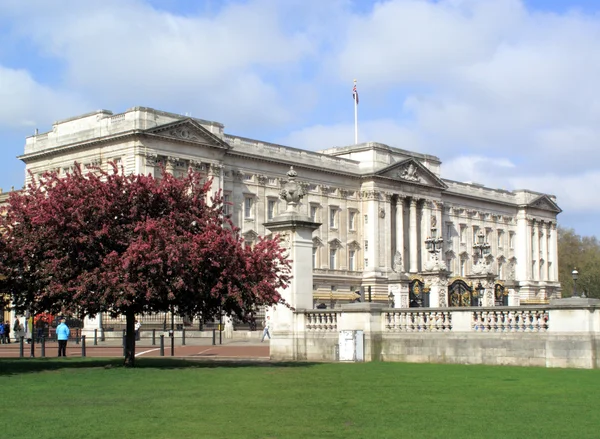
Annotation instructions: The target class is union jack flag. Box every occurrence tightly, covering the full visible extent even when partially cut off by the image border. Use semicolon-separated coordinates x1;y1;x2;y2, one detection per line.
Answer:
353;83;359;105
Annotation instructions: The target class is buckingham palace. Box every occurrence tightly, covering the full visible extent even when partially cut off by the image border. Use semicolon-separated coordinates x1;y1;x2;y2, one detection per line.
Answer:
15;106;562;309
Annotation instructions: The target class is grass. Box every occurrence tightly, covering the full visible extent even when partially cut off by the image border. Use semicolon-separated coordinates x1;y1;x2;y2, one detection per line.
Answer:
1;358;599;439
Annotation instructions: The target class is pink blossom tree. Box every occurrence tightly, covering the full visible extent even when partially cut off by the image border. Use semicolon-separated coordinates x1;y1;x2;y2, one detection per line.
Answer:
0;164;290;366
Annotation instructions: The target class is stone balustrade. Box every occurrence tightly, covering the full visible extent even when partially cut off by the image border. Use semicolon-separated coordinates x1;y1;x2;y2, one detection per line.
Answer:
304;311;339;332
385;310;452;332
472;308;549;333
271;299;600;369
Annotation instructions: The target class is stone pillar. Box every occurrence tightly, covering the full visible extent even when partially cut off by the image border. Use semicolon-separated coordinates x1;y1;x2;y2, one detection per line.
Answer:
394;195;405;272
265;167;321;361
549;222;558;282
532;220;539;281
409;198;419;273
423;271;449;307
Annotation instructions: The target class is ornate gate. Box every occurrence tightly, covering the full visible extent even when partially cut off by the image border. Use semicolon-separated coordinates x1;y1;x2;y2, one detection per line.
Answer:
448;278;477;307
409;278;430;308
494;283;509;306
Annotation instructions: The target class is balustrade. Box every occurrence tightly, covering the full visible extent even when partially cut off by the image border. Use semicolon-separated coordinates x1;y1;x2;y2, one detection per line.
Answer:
472;309;549;333
304;311;338;332
385;310;452;332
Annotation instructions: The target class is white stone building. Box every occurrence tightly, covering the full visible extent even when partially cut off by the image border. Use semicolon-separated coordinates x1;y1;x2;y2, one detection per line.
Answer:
17;106;561;309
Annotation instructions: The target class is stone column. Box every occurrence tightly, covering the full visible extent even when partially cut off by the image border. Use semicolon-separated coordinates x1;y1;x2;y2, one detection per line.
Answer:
549;222;558;282
265;167;321;361
409;198;419;273
394;195;405;272
532;220;539;281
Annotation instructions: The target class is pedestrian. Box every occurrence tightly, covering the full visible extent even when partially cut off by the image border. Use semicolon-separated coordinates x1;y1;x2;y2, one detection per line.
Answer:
56;317;70;357
261;316;272;342
0;322;5;344
134;320;141;341
4;320;10;344
13;318;21;343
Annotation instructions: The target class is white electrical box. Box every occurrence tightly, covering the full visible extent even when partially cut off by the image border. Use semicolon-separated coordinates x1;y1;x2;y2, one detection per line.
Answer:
338;330;364;362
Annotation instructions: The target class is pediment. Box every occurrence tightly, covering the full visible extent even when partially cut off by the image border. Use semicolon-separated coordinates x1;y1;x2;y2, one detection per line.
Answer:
527;195;562;213
374;158;447;189
145;119;230;150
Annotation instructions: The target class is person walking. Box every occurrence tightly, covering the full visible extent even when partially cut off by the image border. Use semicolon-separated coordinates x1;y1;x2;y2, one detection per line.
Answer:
261;316;272;342
13;319;21;343
0;322;5;344
4;320;10;344
134;320;141;341
56;317;70;357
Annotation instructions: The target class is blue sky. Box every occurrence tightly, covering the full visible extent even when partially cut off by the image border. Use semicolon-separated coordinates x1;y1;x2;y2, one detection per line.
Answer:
1;0;599;237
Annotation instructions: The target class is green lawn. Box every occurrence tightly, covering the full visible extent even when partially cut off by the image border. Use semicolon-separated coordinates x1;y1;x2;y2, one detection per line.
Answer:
1;359;599;439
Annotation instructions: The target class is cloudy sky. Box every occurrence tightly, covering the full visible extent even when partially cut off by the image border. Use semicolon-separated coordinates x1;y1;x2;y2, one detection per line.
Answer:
0;0;598;236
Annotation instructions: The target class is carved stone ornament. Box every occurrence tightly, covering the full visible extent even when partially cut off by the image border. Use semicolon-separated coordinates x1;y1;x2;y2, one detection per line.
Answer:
438;289;447;307
279;166;306;211
167;127;202;141
379;207;386;219
257;175;268;185
392;251;403;272
145;153;158;167
398;163;420;182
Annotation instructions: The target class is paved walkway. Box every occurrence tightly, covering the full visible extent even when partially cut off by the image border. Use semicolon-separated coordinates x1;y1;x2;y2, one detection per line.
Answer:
0;338;270;360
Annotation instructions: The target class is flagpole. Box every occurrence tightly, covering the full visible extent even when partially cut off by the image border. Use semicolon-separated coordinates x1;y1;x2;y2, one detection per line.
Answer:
354;79;358;144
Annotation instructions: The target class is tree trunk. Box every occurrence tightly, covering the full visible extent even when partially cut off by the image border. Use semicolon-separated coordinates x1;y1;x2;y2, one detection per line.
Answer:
123;309;136;367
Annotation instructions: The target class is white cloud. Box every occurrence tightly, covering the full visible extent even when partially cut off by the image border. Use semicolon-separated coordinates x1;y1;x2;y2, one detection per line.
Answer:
0;66;87;130
510;171;600;213
0;0;318;130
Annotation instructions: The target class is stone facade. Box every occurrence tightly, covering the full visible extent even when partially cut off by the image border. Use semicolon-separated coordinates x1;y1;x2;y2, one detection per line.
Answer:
16;106;562;307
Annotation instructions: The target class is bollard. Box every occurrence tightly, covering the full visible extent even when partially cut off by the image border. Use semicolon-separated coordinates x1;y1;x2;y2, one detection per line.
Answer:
159;335;164;356
122;334;126;357
182;328;186;346
101;329;105;342
94;329;98;346
212;328;216;346
41;336;46;358
19;336;24;358
30;335;35;358
170;334;174;357
152;329;156;346
81;335;86;357
76;328;80;345
219;326;222;345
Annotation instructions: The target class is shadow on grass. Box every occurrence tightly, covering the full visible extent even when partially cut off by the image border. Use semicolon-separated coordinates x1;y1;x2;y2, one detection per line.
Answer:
0;357;320;376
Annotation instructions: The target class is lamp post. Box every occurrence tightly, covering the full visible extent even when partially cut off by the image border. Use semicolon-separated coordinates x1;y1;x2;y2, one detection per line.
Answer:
475;282;485;307
572;268;579;298
425;226;444;260
388;291;395;308
473;230;491;261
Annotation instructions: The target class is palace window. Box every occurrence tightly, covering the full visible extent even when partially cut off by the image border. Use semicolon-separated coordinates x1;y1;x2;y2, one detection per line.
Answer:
223;193;232;216
509;232;515;249
329;207;338;228
460;225;466;244
244;197;254;218
312;247;317;269
329;248;337;269
349;211;357;231
497;230;504;248
310;204;318;222
267;199;277;220
349;250;356;271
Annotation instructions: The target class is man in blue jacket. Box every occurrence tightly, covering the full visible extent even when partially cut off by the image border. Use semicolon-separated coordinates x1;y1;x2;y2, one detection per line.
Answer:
56;317;70;357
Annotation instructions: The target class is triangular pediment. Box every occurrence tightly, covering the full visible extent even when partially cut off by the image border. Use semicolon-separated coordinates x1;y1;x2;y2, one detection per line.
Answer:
145;119;230;150
527;195;562;213
374;158;447;189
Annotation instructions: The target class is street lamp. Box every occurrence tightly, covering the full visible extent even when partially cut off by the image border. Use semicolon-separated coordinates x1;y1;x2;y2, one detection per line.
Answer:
473;230;491;260
388;291;395;308
572;268;579;298
475;282;485;307
425;226;444;258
